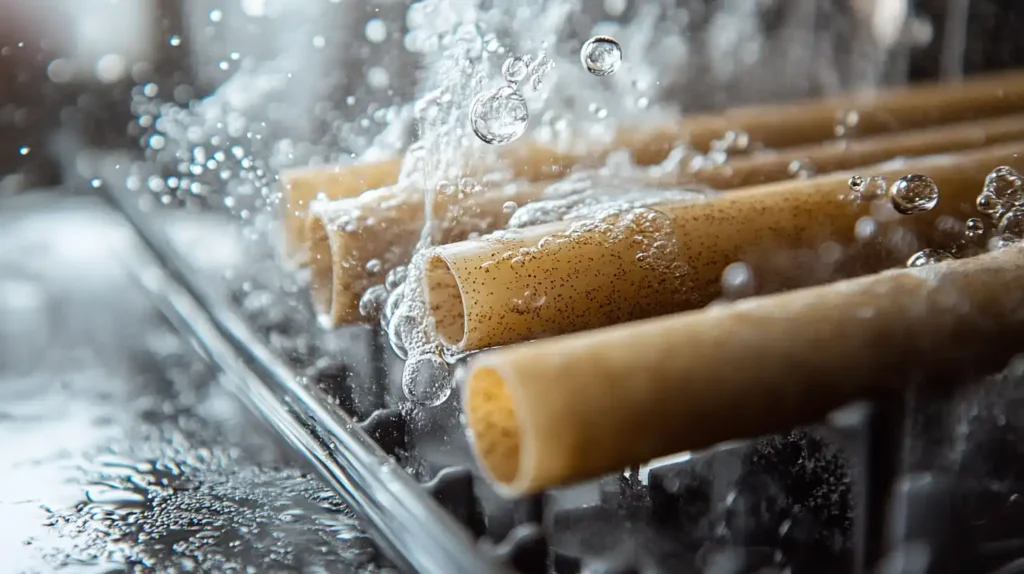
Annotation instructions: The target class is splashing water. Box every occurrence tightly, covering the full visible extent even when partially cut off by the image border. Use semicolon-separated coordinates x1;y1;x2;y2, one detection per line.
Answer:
580;36;623;76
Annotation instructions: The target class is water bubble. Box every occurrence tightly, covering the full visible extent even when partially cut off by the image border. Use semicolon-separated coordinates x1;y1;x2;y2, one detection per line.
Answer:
976;190;1003;219
470;86;528;145
358;285;387;318
169;35;182;47
365;259;383;276
580;35;622;76
365;18;387;43
385;266;408;292
848;175;866;192
965;217;985;239
502;201;518;214
402;353;452;406
209;9;223;22
721;261;755;299
984;166;1024;206
888;174;938;215
18;146;30;156
998;207;1024;239
906;248;954;268
501;56;529;84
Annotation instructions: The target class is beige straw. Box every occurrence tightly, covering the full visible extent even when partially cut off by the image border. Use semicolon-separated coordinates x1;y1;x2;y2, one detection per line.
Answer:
464;244;1024;496
425;142;1024;352
307;115;1024;327
283;69;1024;263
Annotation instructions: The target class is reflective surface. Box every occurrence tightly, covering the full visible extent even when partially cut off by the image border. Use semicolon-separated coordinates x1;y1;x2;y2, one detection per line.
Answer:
0;190;389;573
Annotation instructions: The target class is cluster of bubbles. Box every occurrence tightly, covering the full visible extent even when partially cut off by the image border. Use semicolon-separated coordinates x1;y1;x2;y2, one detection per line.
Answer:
469;35;620;146
976;166;1024;248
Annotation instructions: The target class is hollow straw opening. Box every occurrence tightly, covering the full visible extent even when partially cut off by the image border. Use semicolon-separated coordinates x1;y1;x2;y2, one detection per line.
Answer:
463;365;531;495
306;213;335;324
425;252;468;348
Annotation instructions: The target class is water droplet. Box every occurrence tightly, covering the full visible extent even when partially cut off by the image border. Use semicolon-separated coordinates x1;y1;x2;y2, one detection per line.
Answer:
358;285;387;318
998;207;1024;239
906;248;954;267
209;9;223;22
848;175;866;192
169;35;182;47
402;353;452;406
365;259;382;276
721;261;755;299
470;86;528;145
580;35;622;76
385;266;408;292
854;216;878;242
18;146;30;156
501;56;529;84
888;174;938;215
965;217;985;239
502;201;518;214
984;166;1024;206
976;190;1003;219
90;178;103;189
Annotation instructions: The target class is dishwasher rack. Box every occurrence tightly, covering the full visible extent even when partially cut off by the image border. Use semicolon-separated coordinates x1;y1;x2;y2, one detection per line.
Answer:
101;176;1024;574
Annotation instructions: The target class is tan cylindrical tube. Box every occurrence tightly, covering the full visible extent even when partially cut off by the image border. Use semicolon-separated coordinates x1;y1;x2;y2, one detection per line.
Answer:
464;244;1024;496
308;115;1024;327
285;70;1024;261
281;160;402;263
306;180;555;326
426;142;1024;352
692;112;1024;189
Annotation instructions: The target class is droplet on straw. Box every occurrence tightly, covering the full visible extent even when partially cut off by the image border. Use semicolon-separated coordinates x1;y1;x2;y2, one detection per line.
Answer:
888;174;938;215
470;86;528;145
402;353;452;407
906;248;953;268
580;35;622;76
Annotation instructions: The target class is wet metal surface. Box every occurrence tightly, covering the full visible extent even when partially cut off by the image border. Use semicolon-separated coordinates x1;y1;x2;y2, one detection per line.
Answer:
0;190;388;573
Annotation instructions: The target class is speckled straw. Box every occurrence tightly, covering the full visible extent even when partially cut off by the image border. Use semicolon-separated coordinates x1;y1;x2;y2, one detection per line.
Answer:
305;114;1024;329
306;181;550;326
464;243;1024;496
425;142;1024;352
283;69;1024;264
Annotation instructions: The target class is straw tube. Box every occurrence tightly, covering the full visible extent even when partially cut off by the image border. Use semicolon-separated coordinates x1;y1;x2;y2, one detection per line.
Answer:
284;70;1024;262
464;244;1024;496
425;142;1024;352
307;115;1024;328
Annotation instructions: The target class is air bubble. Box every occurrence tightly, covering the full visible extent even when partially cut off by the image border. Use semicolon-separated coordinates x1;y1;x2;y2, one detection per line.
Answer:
888;174;938;215
503;201;517;214
436;180;455;196
976;191;1003;219
580;35;622;76
470;86;528;145
358;285;387;318
365;259;382;276
385;266;408;292
402;353;452;406
501;56;529;84
998;207;1024;239
906;248;953;268
457;177;479;195
721;261;755;299
984;166;1024;206
965;217;985;239
848;175;866;192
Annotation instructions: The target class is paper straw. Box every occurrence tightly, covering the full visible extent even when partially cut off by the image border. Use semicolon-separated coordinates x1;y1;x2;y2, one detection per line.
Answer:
425;142;1024;352
463;244;1024;496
